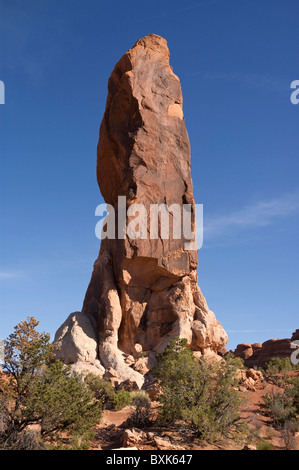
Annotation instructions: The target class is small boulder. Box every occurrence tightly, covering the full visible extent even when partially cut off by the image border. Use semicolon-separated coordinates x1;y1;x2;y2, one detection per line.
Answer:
154;436;185;451
121;428;147;447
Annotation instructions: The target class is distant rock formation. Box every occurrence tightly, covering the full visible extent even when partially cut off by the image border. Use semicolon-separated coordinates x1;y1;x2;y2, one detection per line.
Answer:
232;329;299;368
54;34;228;388
292;329;299;341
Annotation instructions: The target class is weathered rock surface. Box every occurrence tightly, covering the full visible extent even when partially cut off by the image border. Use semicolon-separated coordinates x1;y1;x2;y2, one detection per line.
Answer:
236;368;265;392
54;312;105;376
234;343;253;361
153;435;185;451
121;428;147;447
54;34;228;386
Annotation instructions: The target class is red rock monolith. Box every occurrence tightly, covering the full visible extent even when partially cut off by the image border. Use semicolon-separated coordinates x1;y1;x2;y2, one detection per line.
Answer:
55;34;228;388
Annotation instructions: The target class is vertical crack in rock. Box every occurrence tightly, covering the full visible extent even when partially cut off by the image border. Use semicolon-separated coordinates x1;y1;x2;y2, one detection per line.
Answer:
54;34;228;388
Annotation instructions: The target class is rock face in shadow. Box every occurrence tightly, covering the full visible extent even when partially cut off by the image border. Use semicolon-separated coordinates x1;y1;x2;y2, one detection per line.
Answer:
54;34;228;387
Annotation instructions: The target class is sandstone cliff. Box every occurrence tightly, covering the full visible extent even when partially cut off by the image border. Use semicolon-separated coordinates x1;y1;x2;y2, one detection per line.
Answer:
54;34;228;388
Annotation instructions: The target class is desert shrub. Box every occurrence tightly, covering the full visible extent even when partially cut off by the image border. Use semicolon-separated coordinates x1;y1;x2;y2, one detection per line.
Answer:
0;317;102;449
260;370;299;446
26;360;102;442
67;430;97;450
285;377;299;415
112;390;132;410
260;389;296;427
281;420;299;450
256;440;275;450
130;392;154;427
84;373;115;409
152;337;245;442
224;351;245;369
1;427;45;450
265;357;293;374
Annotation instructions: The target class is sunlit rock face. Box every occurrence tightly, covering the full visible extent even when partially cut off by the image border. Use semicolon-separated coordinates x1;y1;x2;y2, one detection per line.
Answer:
55;34;228;388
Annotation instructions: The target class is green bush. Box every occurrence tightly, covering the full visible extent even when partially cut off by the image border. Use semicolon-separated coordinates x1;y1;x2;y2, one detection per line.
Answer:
224;351;245;369
0;317;102;449
256;440;275;450
265;357;293;374
152;337;245;442
26;361;102;442
67;430;97;450
112;390;132;410
260;374;299;440
260;389;296;426
281;420;299;450
84;373;115;409
285;377;299;415
130;392;154;427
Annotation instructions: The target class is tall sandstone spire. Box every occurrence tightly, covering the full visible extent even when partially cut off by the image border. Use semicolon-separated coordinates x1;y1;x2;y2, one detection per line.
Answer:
54;35;228;388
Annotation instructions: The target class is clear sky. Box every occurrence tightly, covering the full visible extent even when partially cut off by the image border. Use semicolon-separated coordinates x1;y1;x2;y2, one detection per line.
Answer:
0;0;298;351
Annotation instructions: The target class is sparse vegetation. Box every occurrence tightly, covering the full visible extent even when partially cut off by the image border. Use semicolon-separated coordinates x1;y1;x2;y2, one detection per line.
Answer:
129;391;154;427
152;337;246;442
264;357;295;375
224;351;245;369
281;420;299;450
0;317;102;450
260;389;296;426
259;368;299;449
286;376;299;414
111;390;132;411
1;318;298;450
256;440;275;450
84;373;115;409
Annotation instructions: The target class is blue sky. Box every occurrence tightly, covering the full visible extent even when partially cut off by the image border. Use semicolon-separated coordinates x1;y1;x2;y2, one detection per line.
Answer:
0;0;298;350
